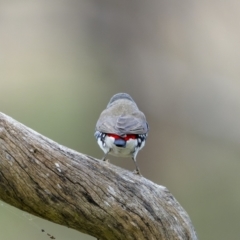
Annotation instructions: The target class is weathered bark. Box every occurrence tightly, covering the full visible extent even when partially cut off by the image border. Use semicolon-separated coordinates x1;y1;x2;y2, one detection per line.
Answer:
0;112;197;240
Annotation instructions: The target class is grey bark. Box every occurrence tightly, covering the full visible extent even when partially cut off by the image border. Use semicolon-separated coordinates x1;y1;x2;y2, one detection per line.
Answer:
0;112;197;240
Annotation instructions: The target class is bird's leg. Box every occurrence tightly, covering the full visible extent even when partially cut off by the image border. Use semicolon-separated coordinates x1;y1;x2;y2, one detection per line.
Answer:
132;157;141;175
101;151;110;162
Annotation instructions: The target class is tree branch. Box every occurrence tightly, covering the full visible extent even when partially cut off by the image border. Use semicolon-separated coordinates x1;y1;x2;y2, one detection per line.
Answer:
0;112;197;240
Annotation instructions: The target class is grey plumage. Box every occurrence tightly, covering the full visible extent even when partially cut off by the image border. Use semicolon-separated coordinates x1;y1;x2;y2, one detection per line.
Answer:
96;93;148;136
95;93;149;174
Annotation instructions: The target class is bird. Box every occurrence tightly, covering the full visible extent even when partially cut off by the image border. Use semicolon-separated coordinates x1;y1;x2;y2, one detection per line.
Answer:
94;93;149;174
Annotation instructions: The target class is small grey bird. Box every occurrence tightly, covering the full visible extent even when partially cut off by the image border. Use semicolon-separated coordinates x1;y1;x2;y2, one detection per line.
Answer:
94;93;149;174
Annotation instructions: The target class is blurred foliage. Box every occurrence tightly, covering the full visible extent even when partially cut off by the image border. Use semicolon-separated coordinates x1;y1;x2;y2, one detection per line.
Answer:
1;0;240;239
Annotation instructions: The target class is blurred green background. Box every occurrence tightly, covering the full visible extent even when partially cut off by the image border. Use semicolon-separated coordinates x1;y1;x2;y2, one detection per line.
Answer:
1;1;240;239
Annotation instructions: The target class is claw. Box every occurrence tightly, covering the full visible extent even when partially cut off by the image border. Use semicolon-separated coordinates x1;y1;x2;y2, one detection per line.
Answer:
133;169;142;175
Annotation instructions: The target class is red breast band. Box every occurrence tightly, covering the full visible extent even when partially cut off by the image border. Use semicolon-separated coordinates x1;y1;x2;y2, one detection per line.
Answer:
107;133;137;141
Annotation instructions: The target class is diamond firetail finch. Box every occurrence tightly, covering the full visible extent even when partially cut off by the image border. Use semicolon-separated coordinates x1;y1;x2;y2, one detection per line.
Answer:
94;93;149;174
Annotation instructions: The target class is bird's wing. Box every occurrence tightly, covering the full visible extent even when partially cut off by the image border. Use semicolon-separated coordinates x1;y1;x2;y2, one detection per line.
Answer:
96;113;149;136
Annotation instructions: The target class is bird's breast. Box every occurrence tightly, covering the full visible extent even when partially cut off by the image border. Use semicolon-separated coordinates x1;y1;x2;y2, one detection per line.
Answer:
104;135;137;157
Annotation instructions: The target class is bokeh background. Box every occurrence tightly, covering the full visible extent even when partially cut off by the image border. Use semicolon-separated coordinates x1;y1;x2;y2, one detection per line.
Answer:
1;1;240;239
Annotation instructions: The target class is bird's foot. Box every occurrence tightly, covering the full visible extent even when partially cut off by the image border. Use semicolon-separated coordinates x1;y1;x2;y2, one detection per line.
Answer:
102;158;109;163
133;169;142;176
